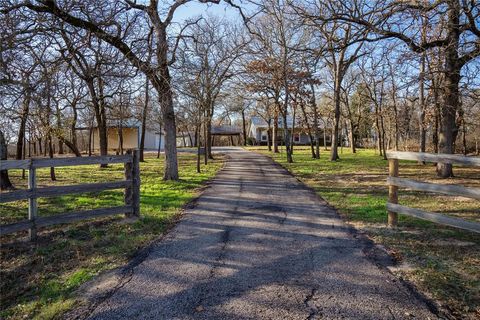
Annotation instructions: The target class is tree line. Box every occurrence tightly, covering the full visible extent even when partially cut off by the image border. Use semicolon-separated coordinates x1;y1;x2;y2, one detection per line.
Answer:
1;0;478;191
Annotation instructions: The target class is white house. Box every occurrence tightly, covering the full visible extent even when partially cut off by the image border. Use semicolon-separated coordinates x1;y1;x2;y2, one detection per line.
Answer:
248;116;329;145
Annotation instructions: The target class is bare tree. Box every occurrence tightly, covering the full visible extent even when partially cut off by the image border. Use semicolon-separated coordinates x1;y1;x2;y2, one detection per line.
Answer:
0;129;14;190
294;1;367;160
177;16;247;159
315;0;480;176
6;0;223;180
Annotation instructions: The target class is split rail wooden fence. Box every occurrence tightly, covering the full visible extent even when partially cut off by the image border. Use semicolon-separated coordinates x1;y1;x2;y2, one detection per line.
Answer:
0;149;140;240
386;151;480;234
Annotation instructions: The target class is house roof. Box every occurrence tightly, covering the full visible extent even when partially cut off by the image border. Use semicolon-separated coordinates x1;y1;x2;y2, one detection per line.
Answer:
211;125;242;135
250;116;328;129
250;116;300;129
250;117;268;126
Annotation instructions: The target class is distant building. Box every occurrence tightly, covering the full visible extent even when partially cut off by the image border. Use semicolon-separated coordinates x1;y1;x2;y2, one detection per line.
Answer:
177;125;242;147
90;119;164;152
248;116;330;146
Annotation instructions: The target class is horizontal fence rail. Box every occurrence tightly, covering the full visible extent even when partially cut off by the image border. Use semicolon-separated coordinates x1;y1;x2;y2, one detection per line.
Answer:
386;151;480;234
387;203;480;234
0;181;131;203
0;150;140;240
386;151;480;166
0;154;132;170
387;177;480;200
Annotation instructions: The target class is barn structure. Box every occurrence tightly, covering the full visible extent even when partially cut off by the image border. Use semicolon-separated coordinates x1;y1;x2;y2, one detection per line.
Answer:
211;125;243;146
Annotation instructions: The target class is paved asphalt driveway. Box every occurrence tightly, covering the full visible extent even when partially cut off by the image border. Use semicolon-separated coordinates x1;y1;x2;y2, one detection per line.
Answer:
87;148;436;319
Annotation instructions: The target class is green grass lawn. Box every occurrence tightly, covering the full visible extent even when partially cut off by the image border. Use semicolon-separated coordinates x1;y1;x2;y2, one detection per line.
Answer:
247;145;480;319
0;152;224;320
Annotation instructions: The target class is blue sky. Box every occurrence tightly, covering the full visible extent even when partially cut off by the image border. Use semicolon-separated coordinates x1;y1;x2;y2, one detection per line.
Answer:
173;1;241;22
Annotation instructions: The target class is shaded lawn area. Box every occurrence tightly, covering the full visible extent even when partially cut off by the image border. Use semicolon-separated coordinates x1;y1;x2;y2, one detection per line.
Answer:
0;153;224;320
247;146;480;319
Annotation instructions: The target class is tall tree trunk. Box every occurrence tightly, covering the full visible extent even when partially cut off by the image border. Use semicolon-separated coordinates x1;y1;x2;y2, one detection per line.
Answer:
55;105;81;157
22;135;26;179
117;123;124;155
380;112;387;160
38;137;42;156
241;109;247;146
340;122;345;154
437;2;460;178
267;125;272;151
87;80;108;165
349;120;356;153
60;138;81;157
196;126;201;173
273;108;279;153
58;140;64;155
188;131;193;147
0;129;14;190
374;104;383;156
67;105;81;156
204;100;214;159
299;99;315;158
202;110;208;165
151;59;179;180
205;98;214;159
388;66;400;152
432;86;440;153
16;94;30;160
48;132;56;181
98;119;108;158
283;112;293;163
330;72;342;161
310;83;320;159
139;77;150;162
56;107;64;155
194;125;199;148
28;129;31;158
196;107;202;171
308;133;316;158
290;102;296;155
157;126;163;159
419;51;427;157
32;136;37;155
282;88;292;162
323;123;328;150
88;127;93;156
206;120;213;159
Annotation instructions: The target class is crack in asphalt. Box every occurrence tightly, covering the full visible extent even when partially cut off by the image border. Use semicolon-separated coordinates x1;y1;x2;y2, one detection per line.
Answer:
304;288;319;320
192;223;234;315
387;305;396;320
193;171;244;313
279;209;288;225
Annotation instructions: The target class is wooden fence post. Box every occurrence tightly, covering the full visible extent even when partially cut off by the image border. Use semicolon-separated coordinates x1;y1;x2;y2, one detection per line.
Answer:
388;158;399;227
28;160;37;240
124;149;140;217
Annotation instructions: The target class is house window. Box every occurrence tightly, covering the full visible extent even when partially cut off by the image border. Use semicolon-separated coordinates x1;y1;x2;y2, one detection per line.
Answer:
261;130;268;141
294;133;300;143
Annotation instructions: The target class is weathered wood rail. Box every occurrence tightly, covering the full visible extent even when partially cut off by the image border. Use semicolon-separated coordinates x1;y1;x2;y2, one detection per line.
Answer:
0;150;140;240
386;151;480;234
